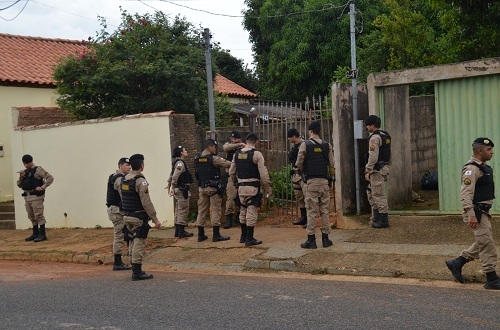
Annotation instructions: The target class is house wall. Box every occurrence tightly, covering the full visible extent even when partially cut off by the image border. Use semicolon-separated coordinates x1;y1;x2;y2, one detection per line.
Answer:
10;113;174;229
0;86;58;202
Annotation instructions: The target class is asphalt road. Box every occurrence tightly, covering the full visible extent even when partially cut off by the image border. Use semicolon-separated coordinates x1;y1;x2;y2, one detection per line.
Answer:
1;262;499;330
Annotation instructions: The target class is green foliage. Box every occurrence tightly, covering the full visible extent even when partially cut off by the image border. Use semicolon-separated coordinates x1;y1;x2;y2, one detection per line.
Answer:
269;164;294;202
213;48;258;93
53;9;208;121
332;66;352;83
214;93;235;127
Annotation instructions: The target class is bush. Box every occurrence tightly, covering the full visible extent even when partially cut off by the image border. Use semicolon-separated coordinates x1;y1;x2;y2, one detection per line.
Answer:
269;164;295;204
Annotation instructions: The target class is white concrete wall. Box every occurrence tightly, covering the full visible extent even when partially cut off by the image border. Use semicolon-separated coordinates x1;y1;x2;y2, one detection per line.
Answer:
10;113;174;229
0;86;58;202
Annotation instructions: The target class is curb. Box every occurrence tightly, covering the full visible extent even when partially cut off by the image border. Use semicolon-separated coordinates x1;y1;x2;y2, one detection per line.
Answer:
0;251;127;265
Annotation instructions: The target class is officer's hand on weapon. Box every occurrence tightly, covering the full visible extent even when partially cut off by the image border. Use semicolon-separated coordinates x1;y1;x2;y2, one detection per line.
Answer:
467;215;479;230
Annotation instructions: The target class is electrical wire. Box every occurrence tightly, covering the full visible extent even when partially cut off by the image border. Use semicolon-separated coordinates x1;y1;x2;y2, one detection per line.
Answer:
0;0;20;11
0;0;29;21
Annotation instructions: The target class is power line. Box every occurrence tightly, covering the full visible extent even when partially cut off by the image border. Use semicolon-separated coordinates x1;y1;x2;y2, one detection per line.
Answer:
0;0;29;21
0;0;20;11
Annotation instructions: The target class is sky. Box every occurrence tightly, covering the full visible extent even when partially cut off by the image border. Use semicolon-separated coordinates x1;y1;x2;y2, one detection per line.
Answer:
0;0;255;67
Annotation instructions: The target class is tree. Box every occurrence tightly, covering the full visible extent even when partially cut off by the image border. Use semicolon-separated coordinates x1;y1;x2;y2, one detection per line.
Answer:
53;10;208;123
213;48;258;93
243;0;385;100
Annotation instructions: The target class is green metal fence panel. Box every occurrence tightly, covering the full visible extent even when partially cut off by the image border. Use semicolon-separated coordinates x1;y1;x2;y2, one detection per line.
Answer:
436;75;500;214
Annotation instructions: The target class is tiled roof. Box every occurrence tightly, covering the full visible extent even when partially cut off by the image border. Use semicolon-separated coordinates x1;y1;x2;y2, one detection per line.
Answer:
214;74;256;98
0;33;86;86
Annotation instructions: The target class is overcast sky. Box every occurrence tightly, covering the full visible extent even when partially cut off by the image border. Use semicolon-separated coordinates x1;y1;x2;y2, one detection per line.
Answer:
0;0;254;67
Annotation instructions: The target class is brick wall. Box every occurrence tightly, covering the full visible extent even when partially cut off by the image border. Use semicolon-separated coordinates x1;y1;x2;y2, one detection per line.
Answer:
16;107;75;126
410;95;437;190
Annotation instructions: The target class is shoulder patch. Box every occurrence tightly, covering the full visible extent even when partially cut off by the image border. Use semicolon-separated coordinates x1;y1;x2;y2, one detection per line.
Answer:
144;188;149;194
463;178;471;185
142;181;148;186
369;145;375;151
464;170;472;176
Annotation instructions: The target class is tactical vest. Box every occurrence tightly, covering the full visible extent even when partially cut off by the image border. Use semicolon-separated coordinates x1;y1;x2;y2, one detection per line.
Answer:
372;130;391;162
303;140;329;179
106;173;124;207
235;149;260;180
289;142;301;165
120;175;145;213
465;162;495;203
170;158;193;187
21;166;44;190
226;149;237;162
194;153;220;183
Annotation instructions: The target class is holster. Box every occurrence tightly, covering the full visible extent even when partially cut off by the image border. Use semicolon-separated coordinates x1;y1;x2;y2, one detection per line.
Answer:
234;194;241;207
473;203;492;223
374;160;386;171
135;220;151;238
122;226;133;242
301;173;307;183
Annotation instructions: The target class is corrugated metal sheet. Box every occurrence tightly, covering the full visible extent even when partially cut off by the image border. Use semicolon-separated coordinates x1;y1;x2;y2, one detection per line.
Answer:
435;75;500;213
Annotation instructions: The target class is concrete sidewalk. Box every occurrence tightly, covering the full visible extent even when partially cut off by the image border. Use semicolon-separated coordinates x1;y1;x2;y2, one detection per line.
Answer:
1;216;499;284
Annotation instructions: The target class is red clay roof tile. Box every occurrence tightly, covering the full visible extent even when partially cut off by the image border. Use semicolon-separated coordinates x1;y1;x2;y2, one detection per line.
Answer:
0;33;86;86
214;74;256;98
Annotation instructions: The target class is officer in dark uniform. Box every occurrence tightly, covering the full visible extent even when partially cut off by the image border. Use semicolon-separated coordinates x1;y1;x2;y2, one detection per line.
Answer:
295;121;335;249
446;138;500;290
365;115;391;228
287;128;307;227
167;146;194;238
121;154;162;281
106;157;132;271
194;139;231;242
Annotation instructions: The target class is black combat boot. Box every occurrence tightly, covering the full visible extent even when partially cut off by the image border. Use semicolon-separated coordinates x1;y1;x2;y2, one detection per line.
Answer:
370;209;379;224
372;213;389;228
223;214;233;229
178;225;194;238
445;256;468;284
197;226;208;242
113;254;132;271
245;226;262;247
34;224;47;242
300;235;317;249
484;271;500;290
25;225;39;241
240;223;247;243
322;233;333;248
212;226;230;242
292;208;307;226
174;224;179;238
131;263;153;281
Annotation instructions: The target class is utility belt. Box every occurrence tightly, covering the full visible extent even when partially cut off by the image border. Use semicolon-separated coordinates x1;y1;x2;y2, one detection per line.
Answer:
199;180;220;189
473;203;492;223
124;211;149;221
374;161;389;171
238;181;261;187
22;190;44;197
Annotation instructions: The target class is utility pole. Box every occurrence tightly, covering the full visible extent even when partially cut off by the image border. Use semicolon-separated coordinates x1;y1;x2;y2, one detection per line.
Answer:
202;28;216;139
349;0;362;214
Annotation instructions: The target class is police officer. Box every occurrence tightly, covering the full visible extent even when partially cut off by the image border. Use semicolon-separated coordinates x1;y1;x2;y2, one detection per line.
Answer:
295;121;335;249
106;157;132;271
446;138;500;290
222;130;245;229
229;132;272;246
194;139;231;242
121;154;162;281
17;154;54;242
287;128;307;227
364;115;391;228
167;146;194;238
